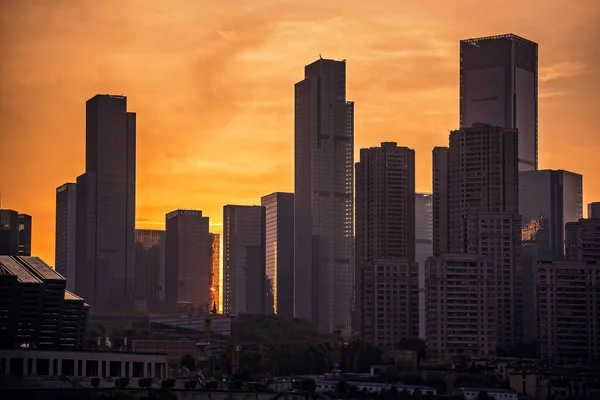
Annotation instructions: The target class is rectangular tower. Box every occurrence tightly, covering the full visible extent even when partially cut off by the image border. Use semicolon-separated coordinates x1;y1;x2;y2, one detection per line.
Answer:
355;143;418;347
262;192;294;319
415;193;433;339
294;58;354;335
0;209;19;256
165;210;212;313
210;233;220;313
55;183;77;291
460;34;538;171
17;214;32;256
134;229;165;311
75;94;136;312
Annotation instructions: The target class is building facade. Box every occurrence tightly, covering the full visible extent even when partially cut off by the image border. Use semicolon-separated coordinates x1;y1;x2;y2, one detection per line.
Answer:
426;254;497;361
134;229;165;311
55;183;77;292
565;217;600;262
261;192;294;319
519;170;583;342
165;210;212;313
355;143;418;348
18;214;32;256
223;205;266;315
460;34;538;172
294;58;354;335
75;94;136;312
210;233;220;313
415;193;433;339
588;202;600;219
0;209;19;256
428;124;522;358
0;256;88;350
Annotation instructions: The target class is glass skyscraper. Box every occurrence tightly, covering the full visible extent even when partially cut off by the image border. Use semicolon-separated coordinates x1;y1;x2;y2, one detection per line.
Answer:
294;58;354;335
460;34;538;171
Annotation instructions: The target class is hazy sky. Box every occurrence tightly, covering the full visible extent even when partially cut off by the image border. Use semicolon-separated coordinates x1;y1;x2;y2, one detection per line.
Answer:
1;0;599;264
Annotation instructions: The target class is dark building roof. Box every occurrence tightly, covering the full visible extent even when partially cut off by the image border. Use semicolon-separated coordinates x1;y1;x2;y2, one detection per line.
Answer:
0;255;64;283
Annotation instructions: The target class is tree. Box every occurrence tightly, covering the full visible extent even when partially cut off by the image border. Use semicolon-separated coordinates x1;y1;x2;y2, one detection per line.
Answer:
300;378;317;393
181;354;196;371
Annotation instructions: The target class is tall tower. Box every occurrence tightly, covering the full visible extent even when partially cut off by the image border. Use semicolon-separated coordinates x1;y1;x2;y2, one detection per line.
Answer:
17;214;32;256
75;94;136;312
0;209;19;256
294;58;354;335
223;205;266;315
210;233;221;313
460;34;538;171
165;210;212;313
134;229;165;311
355;143;418;348
262;192;294;319
55;182;77;291
415;193;433;339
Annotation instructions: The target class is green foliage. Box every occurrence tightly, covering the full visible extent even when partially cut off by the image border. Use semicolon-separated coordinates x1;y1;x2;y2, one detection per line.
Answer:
378;365;400;383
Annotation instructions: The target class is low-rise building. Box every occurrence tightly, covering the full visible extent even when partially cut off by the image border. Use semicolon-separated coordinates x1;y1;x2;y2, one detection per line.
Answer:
455;387;518;400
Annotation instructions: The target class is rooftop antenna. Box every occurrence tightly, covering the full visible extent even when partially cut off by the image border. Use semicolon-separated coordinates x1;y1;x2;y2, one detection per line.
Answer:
319;54;323;59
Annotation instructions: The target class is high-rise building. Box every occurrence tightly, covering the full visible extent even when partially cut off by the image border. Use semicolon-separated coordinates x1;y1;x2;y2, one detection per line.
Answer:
294;58;354;335
75;94;136;312
519;170;583;342
210;233;220;313
261;192;294;319
134;229;165;311
55;183;77;291
223;205;266;315
415;193;433;339
427;124;522;359
0;209;19;256
165;210;212;313
460;34;538;171
18;214;32;256
355;143;418;348
588;202;600;219
537;260;600;365
565;216;600;263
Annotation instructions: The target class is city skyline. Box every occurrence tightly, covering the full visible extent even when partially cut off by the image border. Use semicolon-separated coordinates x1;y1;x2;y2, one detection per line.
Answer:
1;1;598;265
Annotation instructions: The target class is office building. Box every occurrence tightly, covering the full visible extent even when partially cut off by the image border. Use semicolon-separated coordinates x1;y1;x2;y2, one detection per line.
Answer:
519;170;583;342
223;205;265;315
415;193;433;339
565;215;600;263
0;256;88;350
134;229;165;310
428;124;522;358
75;94;136;312
0;209;19;256
165;210;212;313
18;214;32;256
588;202;600;219
460;34;538;171
55;183;77;291
262;192;294;318
294;58;354;335
210;233;220;313
355;143;418;348
537;260;600;365
425;254;497;361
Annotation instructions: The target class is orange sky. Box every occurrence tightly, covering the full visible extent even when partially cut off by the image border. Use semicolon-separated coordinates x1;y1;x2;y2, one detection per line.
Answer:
1;0;599;265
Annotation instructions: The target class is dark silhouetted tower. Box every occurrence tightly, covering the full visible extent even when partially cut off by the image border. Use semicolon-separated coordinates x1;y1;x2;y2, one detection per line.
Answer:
55;183;77;291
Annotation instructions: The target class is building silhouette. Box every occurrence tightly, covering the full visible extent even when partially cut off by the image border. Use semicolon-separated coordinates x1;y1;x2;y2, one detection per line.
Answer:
75;94;136;312
165;210;211;313
55;183;77;291
588;202;600;219
262;192;294;319
460;34;538;171
355;143;418;348
519;170;583;342
210;232;220;313
294;58;354;335
134;229;165;311
0;209;19;256
223;205;266;315
427;124;522;359
415;193;433;339
17;214;32;256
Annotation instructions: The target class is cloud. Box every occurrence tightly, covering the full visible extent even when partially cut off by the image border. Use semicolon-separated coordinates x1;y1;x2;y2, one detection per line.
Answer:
540;62;586;82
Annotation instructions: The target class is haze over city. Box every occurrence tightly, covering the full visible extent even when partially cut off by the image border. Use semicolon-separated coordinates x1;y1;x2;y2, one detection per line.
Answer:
1;0;599;265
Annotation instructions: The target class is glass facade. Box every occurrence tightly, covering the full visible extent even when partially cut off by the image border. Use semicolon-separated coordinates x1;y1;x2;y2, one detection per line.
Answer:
55;183;77;291
210;233;220;313
460;34;538;171
134;229;165;311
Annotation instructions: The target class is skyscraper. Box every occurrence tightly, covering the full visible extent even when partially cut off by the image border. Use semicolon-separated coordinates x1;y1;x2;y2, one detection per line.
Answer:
165;210;212;313
210;233;220;313
519;170;583;342
223;205;266;315
588;202;600;219
355;143;418;348
294;58;354;335
460;34;538;171
262;192;294;319
18;214;32;256
427;124;522;358
75;94;136;312
55;183;77;291
134;229;165;311
0;209;19;256
415;193;433;339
